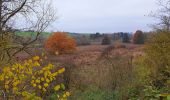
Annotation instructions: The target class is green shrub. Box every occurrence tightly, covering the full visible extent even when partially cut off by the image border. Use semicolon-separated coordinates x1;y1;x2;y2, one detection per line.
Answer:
145;31;170;89
127;56;158;100
128;31;170;99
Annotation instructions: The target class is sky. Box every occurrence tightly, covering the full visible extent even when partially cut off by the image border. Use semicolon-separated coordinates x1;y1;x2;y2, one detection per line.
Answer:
49;0;158;33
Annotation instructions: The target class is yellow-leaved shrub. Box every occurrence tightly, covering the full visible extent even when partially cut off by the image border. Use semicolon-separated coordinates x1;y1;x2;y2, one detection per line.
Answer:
0;55;70;100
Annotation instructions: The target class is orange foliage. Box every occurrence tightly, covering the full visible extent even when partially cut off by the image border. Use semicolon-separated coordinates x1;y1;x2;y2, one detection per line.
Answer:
45;32;76;54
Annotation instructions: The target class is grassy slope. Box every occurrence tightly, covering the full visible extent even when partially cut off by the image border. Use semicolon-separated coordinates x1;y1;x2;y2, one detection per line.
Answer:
15;32;51;37
15;32;91;41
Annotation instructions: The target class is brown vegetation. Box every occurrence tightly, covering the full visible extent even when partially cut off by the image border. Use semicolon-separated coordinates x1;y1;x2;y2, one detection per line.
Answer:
133;30;144;44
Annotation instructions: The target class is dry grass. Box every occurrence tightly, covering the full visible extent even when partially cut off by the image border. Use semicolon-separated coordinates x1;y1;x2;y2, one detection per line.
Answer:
15;44;144;96
45;44;144;93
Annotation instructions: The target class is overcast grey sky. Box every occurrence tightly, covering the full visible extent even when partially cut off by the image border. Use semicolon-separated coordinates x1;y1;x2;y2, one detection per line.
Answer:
50;0;158;33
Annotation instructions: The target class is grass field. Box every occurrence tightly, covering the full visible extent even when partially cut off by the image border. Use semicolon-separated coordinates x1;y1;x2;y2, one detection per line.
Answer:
15;31;51;37
15;32;90;39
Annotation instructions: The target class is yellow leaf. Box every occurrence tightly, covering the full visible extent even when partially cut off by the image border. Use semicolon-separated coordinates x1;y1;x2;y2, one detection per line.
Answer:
58;68;65;74
38;85;42;89
54;85;60;91
43;88;46;92
28;59;32;64
41;77;44;81
46;79;50;83
34;61;40;67
36;79;40;83
32;83;36;87
5;85;9;89
33;56;40;61
63;94;66;98
44;83;49;87
66;92;71;96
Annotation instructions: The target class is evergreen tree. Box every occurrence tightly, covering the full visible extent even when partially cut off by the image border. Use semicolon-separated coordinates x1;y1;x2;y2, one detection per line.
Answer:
122;33;130;43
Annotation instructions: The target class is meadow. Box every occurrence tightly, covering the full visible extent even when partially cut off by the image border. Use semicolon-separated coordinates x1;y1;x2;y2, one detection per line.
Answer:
4;30;166;100
1;0;170;100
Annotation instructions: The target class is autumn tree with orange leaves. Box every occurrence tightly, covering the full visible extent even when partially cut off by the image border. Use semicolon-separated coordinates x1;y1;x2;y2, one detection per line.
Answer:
45;32;76;54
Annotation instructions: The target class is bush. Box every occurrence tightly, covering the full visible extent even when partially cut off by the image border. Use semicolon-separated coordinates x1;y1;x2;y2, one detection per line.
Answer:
145;31;170;89
45;32;76;55
133;30;144;44
0;55;70;99
101;35;111;45
76;35;91;46
127;56;156;100
127;31;170;99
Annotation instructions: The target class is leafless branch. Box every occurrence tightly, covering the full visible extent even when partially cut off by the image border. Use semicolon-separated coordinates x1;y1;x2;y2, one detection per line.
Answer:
0;0;57;64
151;0;170;31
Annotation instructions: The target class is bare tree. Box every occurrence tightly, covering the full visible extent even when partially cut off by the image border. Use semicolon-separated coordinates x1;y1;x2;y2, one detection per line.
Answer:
152;0;170;32
0;0;56;64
